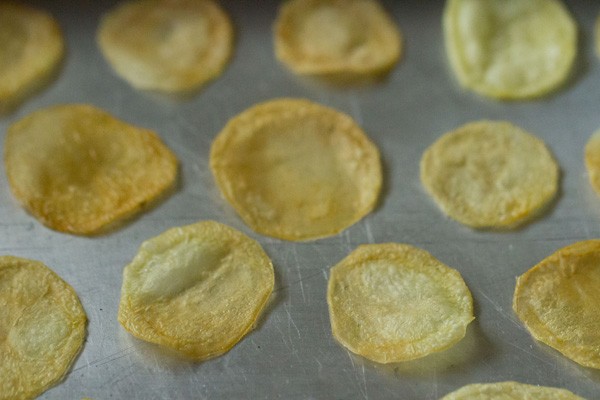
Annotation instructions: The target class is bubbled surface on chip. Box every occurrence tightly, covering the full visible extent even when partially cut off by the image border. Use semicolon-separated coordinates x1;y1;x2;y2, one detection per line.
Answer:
0;2;64;112
210;98;382;241
514;240;600;369
441;381;585;400
4;104;178;235
443;0;577;100
420;121;559;229
327;243;474;363
97;0;233;93
118;220;274;360
274;0;402;79
0;256;86;400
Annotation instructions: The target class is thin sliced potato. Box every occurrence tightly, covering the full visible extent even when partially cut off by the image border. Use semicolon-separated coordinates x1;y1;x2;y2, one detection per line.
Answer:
118;220;274;360
97;0;233;93
210;98;382;241
0;2;64;112
274;0;402;80
327;243;474;363
443;0;577;100
0;256;86;400
420;121;559;229
584;129;600;196
441;381;585;400
514;240;600;369
4;104;178;235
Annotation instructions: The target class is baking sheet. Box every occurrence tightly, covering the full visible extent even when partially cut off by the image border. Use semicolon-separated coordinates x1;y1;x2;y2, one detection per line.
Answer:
2;1;600;398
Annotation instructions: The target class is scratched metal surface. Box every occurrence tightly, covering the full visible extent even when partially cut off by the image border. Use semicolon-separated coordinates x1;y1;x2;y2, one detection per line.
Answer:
1;1;599;399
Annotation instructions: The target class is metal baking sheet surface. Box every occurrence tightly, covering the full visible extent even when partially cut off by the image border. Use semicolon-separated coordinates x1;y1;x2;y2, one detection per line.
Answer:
1;1;599;399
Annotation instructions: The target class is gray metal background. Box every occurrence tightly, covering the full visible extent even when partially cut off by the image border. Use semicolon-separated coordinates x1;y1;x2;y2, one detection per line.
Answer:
1;1;599;398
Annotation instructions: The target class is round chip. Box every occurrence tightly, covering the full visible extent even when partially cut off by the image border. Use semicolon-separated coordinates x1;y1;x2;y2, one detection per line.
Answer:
97;0;233;93
513;240;600;369
210;98;382;241
441;381;585;400
0;256;86;400
118;220;274;360
584;129;600;196
420;121;559;229
0;2;64;112
4;104;178;235
274;0;402;80
443;0;577;100
327;243;474;363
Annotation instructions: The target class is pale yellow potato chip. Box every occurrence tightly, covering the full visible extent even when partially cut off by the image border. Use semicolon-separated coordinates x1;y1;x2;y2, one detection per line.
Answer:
584;129;600;196
118;220;274;360
441;381;585;400
97;0;233;93
443;0;577;100
274;0;402;80
210;98;382;241
4;104;178;235
420;121;559;229
327;243;474;363
0;2;64;112
513;240;600;369
0;256;86;400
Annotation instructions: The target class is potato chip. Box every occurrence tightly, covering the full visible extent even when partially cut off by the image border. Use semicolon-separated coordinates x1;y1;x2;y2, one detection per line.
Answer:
327;243;474;363
441;381;585;400
210;98;382;241
0;2;64;112
0;256;86;400
4;104;178;235
513;240;600;369
443;0;577;99
274;0;402;80
420;121;559;229
97;0;233;93
118;220;274;360
584;129;600;196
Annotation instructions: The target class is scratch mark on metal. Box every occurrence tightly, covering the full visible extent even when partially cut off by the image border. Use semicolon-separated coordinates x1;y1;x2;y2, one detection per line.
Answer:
73;346;136;372
505;342;555;366
346;351;368;399
475;288;523;330
292;246;306;302
284;303;301;339
275;322;292;351
364;220;375;244
343;230;353;253
359;363;369;400
273;270;323;293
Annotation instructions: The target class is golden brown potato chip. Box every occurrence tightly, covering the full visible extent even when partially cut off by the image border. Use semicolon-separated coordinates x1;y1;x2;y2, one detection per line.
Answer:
514;240;600;369
584;129;600;196
210;98;382;241
441;381;585;400
97;0;233;93
327;243;474;363
0;256;86;400
420;121;559;229
274;0;402;80
444;0;577;100
118;220;274;360
0;2;64;112
4;104;178;235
